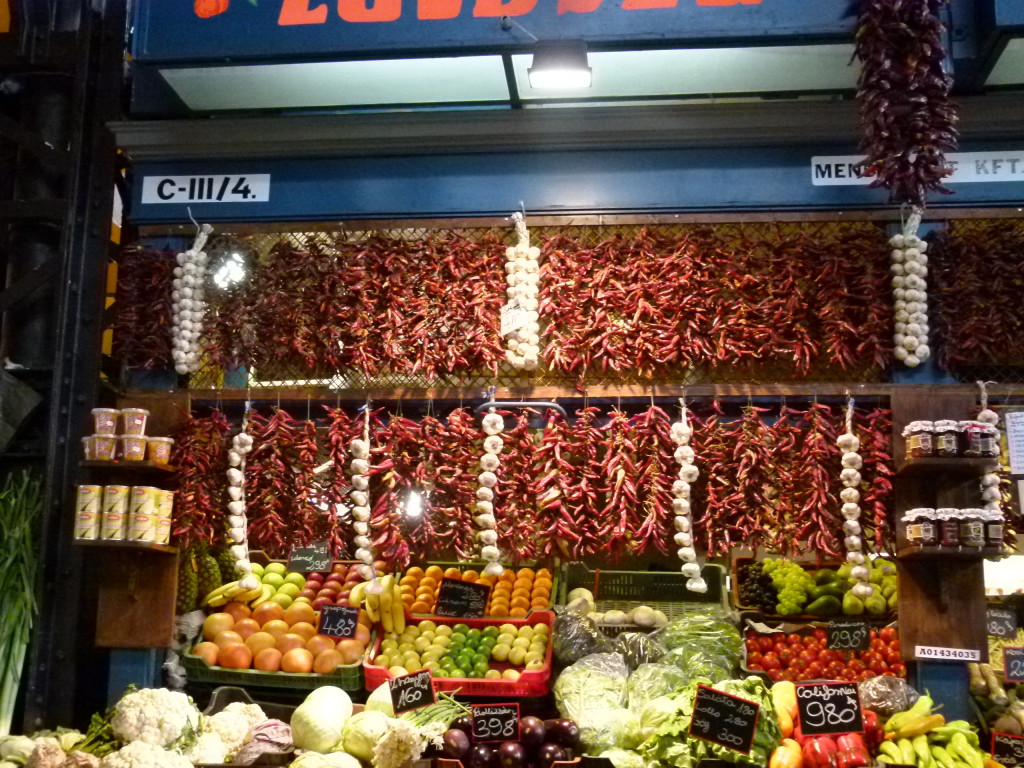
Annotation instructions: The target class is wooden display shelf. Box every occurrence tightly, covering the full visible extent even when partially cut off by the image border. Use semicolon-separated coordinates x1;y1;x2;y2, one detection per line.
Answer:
896;545;1002;561
896;458;999;478
81;460;176;473
74;538;177;554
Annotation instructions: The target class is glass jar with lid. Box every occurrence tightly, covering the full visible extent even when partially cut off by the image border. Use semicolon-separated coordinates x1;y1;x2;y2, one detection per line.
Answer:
960;421;999;458
902;421;935;461
904;508;938;547
959;508;986;547
983;509;1005;548
933;420;960;457
936;508;961;547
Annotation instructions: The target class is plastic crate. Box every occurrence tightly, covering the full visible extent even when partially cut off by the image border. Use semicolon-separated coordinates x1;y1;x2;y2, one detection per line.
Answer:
364;610;554;697
558;562;727;635
202;685;297;722
398;561;559;618
439;760;579;768
183;642;368;692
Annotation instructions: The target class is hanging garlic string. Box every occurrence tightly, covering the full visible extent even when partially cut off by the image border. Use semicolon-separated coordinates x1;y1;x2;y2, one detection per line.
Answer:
976;380;1003;514
348;403;376;579
837;397;873;598
502;212;542;372
227;400;257;589
890;210;931;368
170;223;214;375
670;398;706;593
476;407;505;577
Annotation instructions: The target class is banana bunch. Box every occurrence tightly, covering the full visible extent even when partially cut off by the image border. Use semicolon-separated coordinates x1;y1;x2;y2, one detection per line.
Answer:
201;574;264;607
351;575;404;634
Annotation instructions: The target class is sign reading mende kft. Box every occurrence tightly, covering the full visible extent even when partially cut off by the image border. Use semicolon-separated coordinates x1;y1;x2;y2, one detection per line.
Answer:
812;151;1024;186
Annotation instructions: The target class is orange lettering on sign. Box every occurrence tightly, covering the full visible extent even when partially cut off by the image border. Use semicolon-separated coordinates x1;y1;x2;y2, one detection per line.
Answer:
473;0;537;17
696;0;761;5
279;0;329;24
419;0;461;19
622;0;677;8
339;0;401;22
558;0;601;13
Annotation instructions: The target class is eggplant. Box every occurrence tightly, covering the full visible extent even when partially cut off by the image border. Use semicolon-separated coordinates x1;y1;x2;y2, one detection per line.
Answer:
543;719;580;748
467;744;493;768
518;716;546;750
442;729;471;759
497;741;527;768
536;743;567;768
450;715;474;736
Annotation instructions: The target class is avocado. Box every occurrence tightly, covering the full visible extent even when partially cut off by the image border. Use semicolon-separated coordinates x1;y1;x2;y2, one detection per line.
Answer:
809;583;846;600
806;595;841;616
814;568;839;585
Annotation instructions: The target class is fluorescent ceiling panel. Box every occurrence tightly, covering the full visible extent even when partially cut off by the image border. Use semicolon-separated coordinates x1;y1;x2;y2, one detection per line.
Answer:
511;44;857;100
160;57;509;110
987;38;1024;86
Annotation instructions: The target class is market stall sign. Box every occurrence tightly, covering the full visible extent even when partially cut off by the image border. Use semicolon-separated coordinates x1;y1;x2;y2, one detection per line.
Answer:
812;151;1024;186
140;174;270;204
913;645;981;662
435;577;490;618
389;669;435;714
988;607;1018;639
1004;647;1024;684
796;682;863;736
471;703;520;743
688;684;759;755
827;620;871;651
318;604;359;638
287;541;330;572
993;732;1024;767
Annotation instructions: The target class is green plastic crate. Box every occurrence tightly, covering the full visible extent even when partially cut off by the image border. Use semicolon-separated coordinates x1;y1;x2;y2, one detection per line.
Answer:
558;562;727;635
182;647;365;692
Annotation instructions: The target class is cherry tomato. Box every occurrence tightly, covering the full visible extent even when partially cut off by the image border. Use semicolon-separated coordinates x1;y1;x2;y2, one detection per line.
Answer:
798;649;819;664
778;649;794;665
879;627;898;643
748;651;764;666
767;668;784;682
762;654;781;671
812;628;827;642
745;639;760;654
787;633;805;646
758;636;775;653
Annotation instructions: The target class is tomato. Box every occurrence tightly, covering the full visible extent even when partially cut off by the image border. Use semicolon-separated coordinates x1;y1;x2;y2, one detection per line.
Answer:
767;668;784;682
812;628;827;642
824;661;844;679
884;649;902;666
818;649;840;665
858;669;875;682
860;651;881;666
778;648;794;665
869;658;889;675
747;662;763;671
758;636;775;653
803;636;821;649
745;631;758;641
847;659;866;673
787;633;805;646
762;654;781;671
870;638;886;652
806;661;825;678
889;662;907;678
870;628;878;640
745;639;760;654
889;639;901;653
879;627;898;643
774;641;791;656
798;649;819;664
748;651;764;666
790;657;809;672
779;670;795;682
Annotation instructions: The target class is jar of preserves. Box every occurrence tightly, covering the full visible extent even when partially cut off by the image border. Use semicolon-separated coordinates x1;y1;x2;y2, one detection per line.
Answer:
902;420;935;460
960;421;999;458
978;424;1000;458
983;509;1005;548
959;509;986;547
905;508;938;547
933;420;960;457
936;508;961;547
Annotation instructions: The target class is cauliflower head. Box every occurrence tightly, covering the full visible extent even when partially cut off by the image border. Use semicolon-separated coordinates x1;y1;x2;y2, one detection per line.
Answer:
185;734;228;766
99;743;191;768
200;712;250;758
111;689;200;750
219;704;265;733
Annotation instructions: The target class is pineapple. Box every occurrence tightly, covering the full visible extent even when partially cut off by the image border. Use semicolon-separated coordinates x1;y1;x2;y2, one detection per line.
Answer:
176;547;198;614
196;542;222;604
215;546;236;584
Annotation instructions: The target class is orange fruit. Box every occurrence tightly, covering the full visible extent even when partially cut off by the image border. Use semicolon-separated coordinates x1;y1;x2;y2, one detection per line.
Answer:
245;631;277;656
261;619;290;640
193;641;220;666
531;597;549;608
358;610;373;628
424;566;444;580
336;638;365;665
510;596;530;610
354;624;371;646
536;568;552;579
513;578;533;591
276;633;307;654
415;585;435;598
532;587;551;600
222;601;252;622
253;647;282;672
213;630;244;649
490;603;509;616
420;576;438;589
399;576;418;588
314;648;344;674
509;607;527;618
511;588;530;600
462;570;480;582
252;602;285;627
306;634;336;656
410;601;431;613
517;567;535;579
534;577;553;591
281;648;314;673
443;567;462;580
233;618;261;640
399;584;415;596
202;613;234;640
405;566;425;580
218;643;253;669
284;602;316;627
492;586;511;598
401;594;415;606
290;621;318;642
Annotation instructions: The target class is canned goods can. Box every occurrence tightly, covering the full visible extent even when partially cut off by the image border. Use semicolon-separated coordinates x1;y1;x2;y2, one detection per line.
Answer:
102;485;130;517
76;485;102;515
75;511;100;540
157;490;174;519
129;486;157;516
128;513;157;542
154;517;172;544
101;511;125;540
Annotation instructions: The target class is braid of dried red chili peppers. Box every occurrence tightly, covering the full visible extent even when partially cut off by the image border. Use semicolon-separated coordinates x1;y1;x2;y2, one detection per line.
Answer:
171;409;230;552
112;244;176;370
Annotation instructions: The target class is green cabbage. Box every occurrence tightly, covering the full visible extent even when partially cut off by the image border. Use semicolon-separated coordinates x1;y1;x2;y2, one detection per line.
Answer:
553;654;628;722
363;684;395;717
578;708;641;754
660;647;734;683
598;749;646;768
627;664;687;712
340;712;391;763
290;687;353;753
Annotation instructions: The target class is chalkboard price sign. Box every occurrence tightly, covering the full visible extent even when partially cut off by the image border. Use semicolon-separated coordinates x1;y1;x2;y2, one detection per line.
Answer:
389;669;435;714
989;608;1019;640
688;684;760;755
1004;647;1024;684
435;578;491;618
472;704;520;743
796;682;864;736
318;604;359;639
288;540;330;573
827;620;871;652
993;732;1024;767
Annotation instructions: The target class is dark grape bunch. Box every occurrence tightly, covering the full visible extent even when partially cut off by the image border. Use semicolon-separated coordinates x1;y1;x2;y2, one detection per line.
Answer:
738;561;778;614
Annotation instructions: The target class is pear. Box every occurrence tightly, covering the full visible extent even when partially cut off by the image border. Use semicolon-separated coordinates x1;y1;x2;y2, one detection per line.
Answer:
865;593;888;615
887;591;898;611
837;562;854;580
842;592;865;615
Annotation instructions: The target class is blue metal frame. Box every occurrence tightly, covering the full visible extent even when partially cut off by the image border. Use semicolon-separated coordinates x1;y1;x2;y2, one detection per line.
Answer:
129;141;1024;224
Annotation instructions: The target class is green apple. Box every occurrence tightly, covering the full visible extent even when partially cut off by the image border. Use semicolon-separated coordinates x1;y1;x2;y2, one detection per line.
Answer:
262;573;285;589
265;562;287;576
277;583;301;598
270;593;293;609
284;572;306;588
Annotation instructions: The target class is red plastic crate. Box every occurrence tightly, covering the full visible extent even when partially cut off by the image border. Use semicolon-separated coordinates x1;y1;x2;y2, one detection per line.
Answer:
364;610;554;697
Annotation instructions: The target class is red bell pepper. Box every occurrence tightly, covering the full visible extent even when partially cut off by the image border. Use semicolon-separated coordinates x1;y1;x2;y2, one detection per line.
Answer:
802;737;839;768
836;734;871;768
860;710;884;751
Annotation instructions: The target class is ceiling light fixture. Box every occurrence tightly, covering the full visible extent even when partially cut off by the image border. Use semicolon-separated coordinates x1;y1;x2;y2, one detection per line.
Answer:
528;40;592;89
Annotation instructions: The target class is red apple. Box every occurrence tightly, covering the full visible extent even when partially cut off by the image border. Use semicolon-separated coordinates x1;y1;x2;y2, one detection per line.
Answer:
324;580;344;592
345;572;364;584
337;590;351;604
299;589;317;600
316;589;338;600
331;563;348;575
312;597;333;611
306;572;324;583
373;560;388;573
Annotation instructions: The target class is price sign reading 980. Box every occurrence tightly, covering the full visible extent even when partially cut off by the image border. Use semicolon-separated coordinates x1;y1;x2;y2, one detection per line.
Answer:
688;685;760;755
796;682;864;736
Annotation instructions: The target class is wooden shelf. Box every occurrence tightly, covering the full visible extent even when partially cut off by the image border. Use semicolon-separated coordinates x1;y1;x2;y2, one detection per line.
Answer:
74;539;177;554
897;545;1002;561
81;460;176;473
896;458;999;478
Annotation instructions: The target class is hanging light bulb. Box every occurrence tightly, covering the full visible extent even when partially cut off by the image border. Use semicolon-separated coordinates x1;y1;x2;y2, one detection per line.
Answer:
404;489;423;520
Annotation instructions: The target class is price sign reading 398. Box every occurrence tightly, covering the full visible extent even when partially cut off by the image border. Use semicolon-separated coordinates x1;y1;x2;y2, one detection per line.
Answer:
796;682;864;736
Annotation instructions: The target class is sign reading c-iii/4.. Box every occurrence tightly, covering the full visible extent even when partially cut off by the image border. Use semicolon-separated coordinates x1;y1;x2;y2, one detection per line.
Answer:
140;175;271;204
812;152;1024;186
